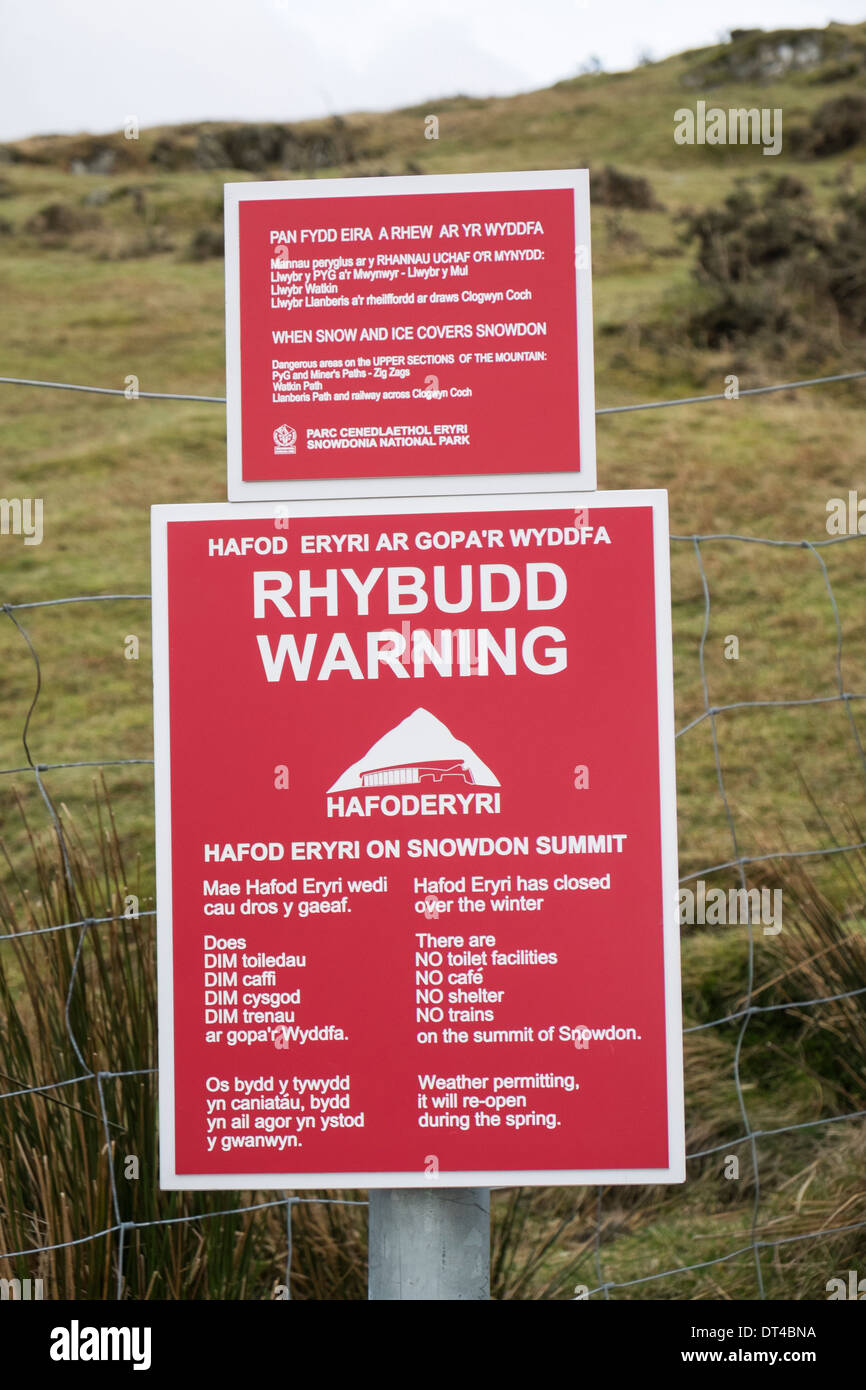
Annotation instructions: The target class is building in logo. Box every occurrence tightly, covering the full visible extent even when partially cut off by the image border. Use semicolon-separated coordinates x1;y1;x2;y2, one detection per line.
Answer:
362;761;475;788
273;424;297;455
328;707;500;794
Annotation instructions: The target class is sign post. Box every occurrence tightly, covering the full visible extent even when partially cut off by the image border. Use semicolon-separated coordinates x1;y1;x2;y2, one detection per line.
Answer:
368;1188;490;1300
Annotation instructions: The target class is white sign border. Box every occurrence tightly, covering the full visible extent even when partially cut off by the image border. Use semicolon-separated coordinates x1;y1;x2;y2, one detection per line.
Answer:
153;490;683;1189
224;169;597;501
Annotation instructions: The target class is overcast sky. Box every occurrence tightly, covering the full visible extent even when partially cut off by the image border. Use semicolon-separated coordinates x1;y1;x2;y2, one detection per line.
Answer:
2;1;865;142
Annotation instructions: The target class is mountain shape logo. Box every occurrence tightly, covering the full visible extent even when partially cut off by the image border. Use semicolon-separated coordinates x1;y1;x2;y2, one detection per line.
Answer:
327;707;500;793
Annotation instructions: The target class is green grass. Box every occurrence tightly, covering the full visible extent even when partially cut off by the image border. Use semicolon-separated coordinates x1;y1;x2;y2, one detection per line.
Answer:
2;20;866;1298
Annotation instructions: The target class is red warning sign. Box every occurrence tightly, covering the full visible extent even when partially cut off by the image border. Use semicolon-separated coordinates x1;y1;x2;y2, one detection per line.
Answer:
225;171;596;501
152;493;683;1189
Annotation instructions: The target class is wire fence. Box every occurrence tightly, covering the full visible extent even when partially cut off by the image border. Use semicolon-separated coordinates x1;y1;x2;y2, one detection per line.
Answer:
2;365;866;411
1;368;865;1299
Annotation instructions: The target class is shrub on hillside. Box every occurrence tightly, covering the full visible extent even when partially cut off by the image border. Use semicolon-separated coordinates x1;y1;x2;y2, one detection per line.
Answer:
24;201;101;243
591;164;660;211
824;188;866;332
683;177;816;283
679;176;866;354
790;94;866;157
186;226;224;260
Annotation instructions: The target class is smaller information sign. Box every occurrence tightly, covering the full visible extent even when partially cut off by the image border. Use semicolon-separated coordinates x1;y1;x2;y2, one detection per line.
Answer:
225;170;595;499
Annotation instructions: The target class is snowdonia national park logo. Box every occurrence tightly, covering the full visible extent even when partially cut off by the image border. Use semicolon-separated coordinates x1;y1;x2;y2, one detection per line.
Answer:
273;423;297;455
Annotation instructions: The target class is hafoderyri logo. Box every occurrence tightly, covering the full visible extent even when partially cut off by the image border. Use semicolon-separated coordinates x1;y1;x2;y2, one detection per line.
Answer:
326;707;500;818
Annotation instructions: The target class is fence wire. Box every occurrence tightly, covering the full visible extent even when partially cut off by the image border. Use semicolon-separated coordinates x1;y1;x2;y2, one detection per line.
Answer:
1;372;865;1299
2;366;865;411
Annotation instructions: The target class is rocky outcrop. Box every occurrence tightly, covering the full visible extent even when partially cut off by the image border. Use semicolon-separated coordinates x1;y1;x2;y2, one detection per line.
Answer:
0;118;372;175
149;119;368;173
683;28;852;87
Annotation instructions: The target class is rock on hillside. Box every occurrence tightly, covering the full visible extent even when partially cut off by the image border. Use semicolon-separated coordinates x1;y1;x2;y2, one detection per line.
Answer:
682;26;860;87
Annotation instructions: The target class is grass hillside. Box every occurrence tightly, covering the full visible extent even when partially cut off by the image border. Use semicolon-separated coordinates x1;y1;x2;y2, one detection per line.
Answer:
1;21;865;1298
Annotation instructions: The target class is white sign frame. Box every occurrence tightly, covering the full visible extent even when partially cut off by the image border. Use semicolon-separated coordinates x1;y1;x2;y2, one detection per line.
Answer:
153;489;683;1189
224;170;597;502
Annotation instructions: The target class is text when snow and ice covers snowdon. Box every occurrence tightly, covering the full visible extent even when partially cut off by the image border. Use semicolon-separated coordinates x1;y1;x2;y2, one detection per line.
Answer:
248;563;572;682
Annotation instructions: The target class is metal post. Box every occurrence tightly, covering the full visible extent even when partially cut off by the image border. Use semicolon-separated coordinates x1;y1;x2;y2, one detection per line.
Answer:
368;1188;490;1300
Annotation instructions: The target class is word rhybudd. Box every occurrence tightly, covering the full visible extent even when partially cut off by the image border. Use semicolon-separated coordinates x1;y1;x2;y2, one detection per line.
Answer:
252;563;571;682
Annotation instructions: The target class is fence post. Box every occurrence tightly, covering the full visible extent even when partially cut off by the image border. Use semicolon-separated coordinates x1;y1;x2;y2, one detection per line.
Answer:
368;1188;490;1300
